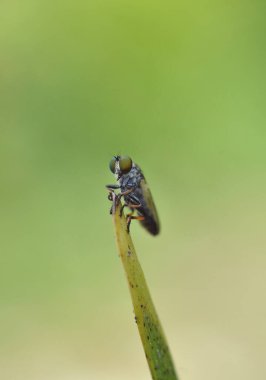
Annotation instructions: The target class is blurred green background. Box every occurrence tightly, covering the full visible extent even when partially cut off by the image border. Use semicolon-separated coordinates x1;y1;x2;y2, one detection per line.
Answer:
1;1;266;379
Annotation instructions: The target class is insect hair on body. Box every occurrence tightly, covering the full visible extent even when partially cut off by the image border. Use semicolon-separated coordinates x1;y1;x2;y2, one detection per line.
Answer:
106;155;160;236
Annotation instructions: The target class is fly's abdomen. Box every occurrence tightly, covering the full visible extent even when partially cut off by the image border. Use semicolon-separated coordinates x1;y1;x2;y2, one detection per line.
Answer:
138;209;160;235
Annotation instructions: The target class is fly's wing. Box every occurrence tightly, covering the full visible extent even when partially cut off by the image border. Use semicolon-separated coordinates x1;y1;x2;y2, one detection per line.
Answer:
138;178;160;235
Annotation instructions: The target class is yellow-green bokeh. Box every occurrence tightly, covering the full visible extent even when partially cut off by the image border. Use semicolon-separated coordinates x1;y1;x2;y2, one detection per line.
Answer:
1;1;266;379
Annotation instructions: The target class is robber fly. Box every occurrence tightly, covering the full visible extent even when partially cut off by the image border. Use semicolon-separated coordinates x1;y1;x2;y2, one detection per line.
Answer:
106;155;160;235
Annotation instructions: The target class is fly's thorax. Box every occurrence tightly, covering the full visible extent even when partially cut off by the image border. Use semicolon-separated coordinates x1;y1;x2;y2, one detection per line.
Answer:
119;164;143;192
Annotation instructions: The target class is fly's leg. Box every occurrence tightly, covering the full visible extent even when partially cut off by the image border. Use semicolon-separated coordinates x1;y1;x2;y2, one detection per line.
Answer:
126;215;145;233
119;202;141;217
106;184;120;214
115;188;134;205
107;191;117;214
110;187;135;213
106;184;120;200
106;184;120;191
106;186;134;215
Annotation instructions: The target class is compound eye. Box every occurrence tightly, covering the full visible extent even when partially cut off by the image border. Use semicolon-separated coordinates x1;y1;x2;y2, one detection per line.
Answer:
119;156;132;174
109;157;116;173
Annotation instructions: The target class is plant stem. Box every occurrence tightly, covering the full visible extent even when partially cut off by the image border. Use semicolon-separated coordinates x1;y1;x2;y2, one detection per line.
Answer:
111;197;179;380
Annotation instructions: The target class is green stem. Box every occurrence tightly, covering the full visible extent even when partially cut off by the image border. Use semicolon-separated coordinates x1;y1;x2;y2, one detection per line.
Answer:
112;199;179;380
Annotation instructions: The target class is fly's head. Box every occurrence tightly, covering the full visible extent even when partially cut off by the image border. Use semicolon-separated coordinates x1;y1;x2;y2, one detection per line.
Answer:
109;155;133;181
